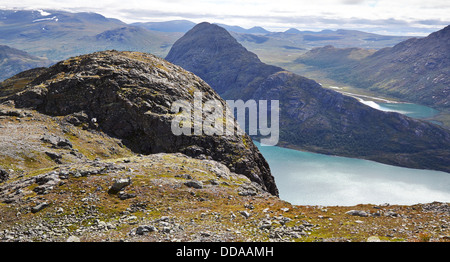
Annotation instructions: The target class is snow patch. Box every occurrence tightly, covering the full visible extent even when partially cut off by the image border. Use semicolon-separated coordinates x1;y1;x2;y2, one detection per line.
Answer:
37;10;52;16
358;98;409;114
33;16;58;23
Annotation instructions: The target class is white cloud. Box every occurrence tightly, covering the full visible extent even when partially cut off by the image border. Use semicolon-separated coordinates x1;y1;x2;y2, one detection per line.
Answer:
0;0;448;35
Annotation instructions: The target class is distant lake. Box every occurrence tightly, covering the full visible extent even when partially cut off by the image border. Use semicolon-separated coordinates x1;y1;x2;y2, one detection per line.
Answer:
377;102;439;119
357;98;439;119
255;142;450;206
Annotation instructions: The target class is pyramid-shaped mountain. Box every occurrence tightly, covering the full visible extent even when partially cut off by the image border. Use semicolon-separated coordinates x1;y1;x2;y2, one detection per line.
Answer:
166;22;283;99
166;22;450;173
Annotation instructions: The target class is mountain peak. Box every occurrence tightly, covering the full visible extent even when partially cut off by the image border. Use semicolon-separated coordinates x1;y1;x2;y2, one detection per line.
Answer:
166;23;282;98
185;22;235;38
5;50;278;196
285;28;301;34
428;24;450;39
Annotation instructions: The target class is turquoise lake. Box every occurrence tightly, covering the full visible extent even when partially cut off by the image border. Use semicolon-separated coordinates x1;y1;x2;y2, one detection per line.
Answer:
377;102;439;119
254;101;448;206
256;142;450;206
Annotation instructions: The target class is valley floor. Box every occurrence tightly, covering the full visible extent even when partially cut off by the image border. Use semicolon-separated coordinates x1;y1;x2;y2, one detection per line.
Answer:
260;56;450;129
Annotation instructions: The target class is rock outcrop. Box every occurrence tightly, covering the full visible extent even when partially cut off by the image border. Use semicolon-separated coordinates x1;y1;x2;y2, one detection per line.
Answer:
4;50;278;196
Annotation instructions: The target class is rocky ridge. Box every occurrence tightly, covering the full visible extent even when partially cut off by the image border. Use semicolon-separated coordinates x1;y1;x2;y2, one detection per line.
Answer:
4;50;277;196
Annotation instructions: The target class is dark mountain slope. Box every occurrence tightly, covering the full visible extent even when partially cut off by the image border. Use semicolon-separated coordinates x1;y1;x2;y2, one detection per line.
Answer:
0;45;52;81
166;22;450;173
166;23;283;99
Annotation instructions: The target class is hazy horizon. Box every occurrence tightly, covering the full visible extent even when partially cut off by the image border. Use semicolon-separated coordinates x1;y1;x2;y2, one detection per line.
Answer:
1;0;449;36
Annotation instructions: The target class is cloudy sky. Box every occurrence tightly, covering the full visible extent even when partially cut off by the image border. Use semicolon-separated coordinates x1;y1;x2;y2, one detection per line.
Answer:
1;0;449;35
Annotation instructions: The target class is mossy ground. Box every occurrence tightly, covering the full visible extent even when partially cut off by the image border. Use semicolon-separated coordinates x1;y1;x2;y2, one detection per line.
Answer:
1;152;448;242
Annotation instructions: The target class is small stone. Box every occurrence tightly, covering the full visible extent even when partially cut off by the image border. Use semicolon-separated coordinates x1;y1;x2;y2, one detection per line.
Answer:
259;220;272;230
367;236;381;242
118;191;137;200
175;173;193;179
108;177;132;194
31;202;49;213
66;235;80;242
136;225;156;235
384;211;399;217
184;180;203;189
345;210;368;217
41;134;72;149
239;211;250;218
45;151;62;163
238;189;257;196
0;168;9;183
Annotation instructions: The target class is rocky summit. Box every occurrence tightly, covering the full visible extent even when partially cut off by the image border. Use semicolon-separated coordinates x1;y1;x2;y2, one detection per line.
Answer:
4;50;277;196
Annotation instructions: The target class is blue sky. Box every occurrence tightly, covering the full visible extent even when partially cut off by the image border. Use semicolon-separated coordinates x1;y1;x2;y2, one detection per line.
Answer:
1;0;449;35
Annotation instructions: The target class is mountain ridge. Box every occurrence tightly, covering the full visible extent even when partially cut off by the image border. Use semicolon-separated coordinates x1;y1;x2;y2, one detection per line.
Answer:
296;25;450;110
0;9;180;61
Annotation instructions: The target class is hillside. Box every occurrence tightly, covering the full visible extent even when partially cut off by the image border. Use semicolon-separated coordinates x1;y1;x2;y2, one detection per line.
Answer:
131;20;196;33
166;22;450;173
0;50;448;244
0;45;52;81
296;25;450;110
3;50;277;195
0;9;180;60
294;45;376;68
